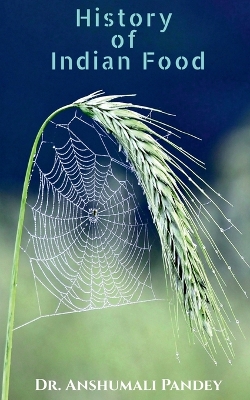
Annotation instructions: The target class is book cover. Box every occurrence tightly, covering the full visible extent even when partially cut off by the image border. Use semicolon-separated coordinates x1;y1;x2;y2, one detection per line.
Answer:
1;1;250;399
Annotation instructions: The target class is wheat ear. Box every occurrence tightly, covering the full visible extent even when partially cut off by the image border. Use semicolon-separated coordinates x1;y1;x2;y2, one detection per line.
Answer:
74;90;241;361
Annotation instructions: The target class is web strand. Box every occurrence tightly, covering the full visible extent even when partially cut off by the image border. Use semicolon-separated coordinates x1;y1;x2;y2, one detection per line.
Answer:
20;112;157;324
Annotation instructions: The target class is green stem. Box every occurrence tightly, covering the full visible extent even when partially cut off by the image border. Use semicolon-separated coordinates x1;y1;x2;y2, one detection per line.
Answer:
1;103;76;400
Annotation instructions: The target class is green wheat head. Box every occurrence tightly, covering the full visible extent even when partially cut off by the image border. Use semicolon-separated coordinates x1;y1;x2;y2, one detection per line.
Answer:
74;90;245;361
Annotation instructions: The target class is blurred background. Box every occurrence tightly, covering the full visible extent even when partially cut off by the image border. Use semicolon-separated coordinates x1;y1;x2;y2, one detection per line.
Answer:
1;0;250;399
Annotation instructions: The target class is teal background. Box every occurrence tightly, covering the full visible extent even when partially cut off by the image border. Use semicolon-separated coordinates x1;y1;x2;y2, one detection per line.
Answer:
1;0;250;190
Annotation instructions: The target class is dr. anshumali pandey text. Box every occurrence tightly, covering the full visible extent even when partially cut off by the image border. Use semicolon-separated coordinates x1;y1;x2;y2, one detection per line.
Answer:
36;379;222;392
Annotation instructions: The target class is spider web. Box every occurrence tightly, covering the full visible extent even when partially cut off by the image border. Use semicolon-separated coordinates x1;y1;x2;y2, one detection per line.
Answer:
20;112;157;325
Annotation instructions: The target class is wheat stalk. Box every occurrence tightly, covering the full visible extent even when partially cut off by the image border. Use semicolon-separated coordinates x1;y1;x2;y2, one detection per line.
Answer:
74;90;243;361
